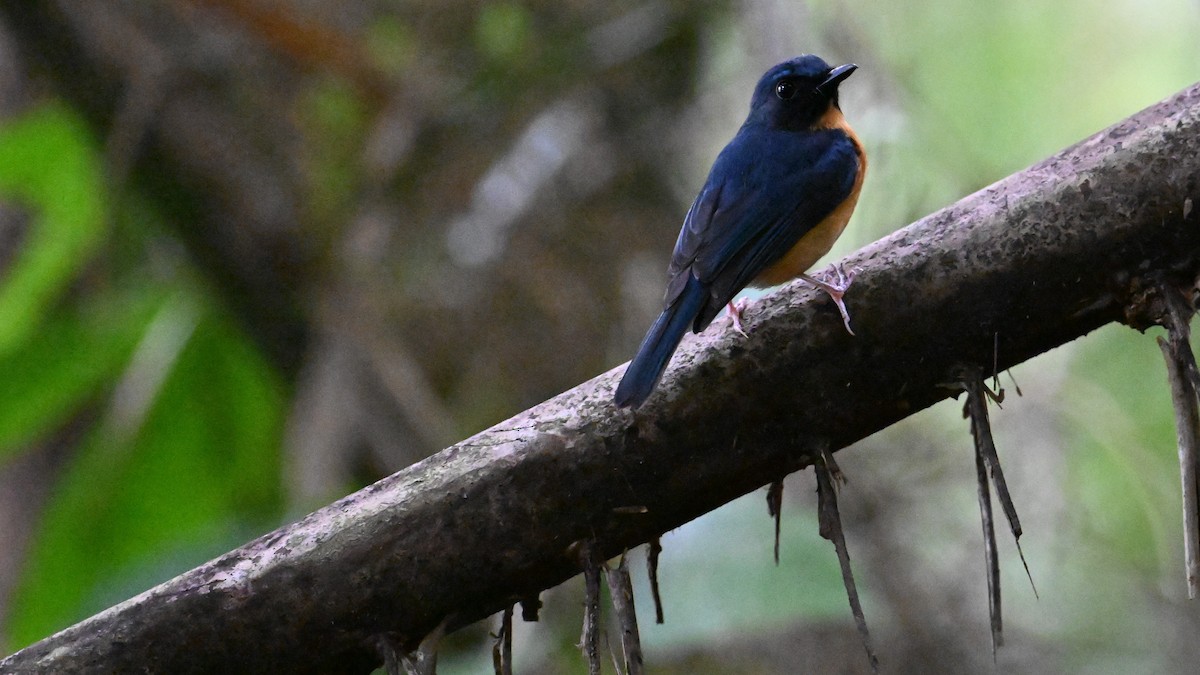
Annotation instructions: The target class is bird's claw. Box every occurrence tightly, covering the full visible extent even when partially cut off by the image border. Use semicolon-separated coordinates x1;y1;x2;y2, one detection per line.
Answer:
726;299;750;338
820;263;857;292
800;264;857;335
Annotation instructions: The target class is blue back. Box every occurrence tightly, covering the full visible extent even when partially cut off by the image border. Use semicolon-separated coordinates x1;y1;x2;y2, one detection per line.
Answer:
665;126;859;330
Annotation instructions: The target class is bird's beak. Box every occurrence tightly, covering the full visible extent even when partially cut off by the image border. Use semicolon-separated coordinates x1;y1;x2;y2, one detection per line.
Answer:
817;63;857;95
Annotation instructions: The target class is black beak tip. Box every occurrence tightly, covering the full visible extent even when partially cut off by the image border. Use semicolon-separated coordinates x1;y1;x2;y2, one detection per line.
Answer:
819;63;858;93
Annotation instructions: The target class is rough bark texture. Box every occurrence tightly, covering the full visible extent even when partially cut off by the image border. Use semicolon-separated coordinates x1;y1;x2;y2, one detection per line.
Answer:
4;83;1199;675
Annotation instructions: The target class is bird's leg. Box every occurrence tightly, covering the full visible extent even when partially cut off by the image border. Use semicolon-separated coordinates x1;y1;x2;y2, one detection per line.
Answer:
726;298;750;337
800;263;857;335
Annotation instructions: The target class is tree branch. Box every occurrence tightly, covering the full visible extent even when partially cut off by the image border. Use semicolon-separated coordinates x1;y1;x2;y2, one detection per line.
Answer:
5;83;1200;674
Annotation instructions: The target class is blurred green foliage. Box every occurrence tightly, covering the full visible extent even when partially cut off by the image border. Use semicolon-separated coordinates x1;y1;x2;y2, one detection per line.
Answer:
301;77;369;228
0;104;285;650
0;288;156;456
365;17;418;78
476;3;534;63
0;104;105;357
7;299;284;647
1068;325;1179;574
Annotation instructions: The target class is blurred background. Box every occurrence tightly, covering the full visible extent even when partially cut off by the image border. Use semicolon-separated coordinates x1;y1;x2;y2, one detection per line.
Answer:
0;0;1198;672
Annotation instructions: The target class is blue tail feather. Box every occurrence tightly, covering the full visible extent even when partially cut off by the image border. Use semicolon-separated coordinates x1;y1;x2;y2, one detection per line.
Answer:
614;276;707;408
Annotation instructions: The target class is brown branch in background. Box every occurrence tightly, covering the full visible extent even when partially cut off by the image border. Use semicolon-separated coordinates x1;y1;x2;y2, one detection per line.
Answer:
102;45;170;201
646;539;664;625
181;0;390;100
491;606;513;675
604;554;644;675
815;451;878;674
766;479;784;565
1155;281;1200;597
578;542;603;675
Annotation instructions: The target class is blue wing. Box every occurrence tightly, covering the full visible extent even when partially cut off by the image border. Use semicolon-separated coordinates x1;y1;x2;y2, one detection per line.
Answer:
665;127;860;331
616;125;859;408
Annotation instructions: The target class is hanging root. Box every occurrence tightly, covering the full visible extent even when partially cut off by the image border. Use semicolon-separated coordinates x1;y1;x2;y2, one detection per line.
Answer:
605;553;645;675
962;375;1038;599
577;542;603;675
1154;281;1200;597
492;606;513;675
647;538;665;624
960;369;1041;658
380;616;450;675
519;594;542;622
766;479;784;565
815;450;878;673
972;434;1003;658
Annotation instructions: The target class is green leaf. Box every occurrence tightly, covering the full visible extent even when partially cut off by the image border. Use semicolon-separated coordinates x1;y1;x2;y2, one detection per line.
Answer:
0;288;164;458
0;103;106;356
6;300;285;650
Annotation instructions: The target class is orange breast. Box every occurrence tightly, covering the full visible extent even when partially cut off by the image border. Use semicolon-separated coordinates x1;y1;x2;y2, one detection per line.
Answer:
753;107;866;287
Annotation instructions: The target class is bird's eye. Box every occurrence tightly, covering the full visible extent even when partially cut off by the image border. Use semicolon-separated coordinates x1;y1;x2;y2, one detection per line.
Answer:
775;80;797;100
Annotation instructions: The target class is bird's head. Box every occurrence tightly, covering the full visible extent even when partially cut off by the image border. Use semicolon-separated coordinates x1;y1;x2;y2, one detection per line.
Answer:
748;55;857;131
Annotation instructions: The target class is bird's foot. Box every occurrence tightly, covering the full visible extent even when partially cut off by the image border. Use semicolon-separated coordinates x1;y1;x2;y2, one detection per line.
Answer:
800;264;858;335
726;298;751;337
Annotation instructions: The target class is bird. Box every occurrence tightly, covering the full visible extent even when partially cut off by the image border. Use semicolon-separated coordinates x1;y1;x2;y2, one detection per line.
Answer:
614;54;867;409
